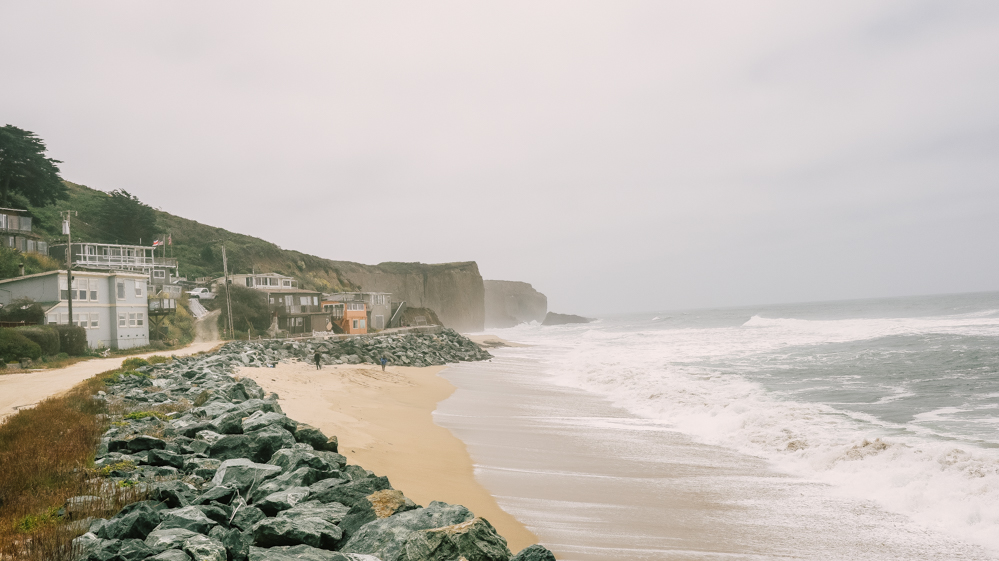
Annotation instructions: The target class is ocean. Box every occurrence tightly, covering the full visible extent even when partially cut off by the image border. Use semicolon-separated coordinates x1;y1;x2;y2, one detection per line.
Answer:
436;292;999;560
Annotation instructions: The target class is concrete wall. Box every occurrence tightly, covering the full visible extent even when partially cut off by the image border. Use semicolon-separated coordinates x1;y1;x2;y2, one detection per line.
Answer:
484;280;548;328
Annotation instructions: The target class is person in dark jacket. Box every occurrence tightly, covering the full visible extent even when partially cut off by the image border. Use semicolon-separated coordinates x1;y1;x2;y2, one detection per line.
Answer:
314;351;322;370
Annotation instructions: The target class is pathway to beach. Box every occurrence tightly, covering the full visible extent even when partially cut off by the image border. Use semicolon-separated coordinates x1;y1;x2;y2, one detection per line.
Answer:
0;341;221;420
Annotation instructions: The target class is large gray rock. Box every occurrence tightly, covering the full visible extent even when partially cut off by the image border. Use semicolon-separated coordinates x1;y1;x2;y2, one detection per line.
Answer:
247;545;374;561
182;534;228;561
230;504;267;532
339;501;474;561
245;424;297;462
126;435;167;452
154;505;218;534
251;467;329;503
208;434;255;461
243;411;298;433
146;449;186;470
401;517;511;561
294;424;338;452
211;458;282;493
254;486;311;516
252;516;343;550
267;448;335;475
277;501;351;526
150;481;195;508
210;525;252;561
209;411;245;435
338;490;418;541
144;528;200;553
310;476;391;508
195;485;237;506
84;538;154;561
97;501;162;540
510;544;557;561
147;549;193;561
184;456;222;479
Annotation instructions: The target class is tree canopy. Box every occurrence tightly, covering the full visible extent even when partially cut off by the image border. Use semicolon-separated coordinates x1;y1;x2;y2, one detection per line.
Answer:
92;189;158;244
0;125;67;208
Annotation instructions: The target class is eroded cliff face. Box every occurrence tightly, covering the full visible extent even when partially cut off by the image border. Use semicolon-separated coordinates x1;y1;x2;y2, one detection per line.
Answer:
484;280;548;328
333;261;485;333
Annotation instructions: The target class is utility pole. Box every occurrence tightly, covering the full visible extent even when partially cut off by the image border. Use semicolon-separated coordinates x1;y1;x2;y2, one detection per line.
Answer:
61;210;77;326
221;243;234;338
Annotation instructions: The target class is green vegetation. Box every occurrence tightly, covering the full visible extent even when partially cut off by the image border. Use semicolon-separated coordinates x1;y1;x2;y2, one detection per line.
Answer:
217;283;271;337
14;326;60;355
0;329;42;362
26;181;359;291
0;246;61;280
156;297;195;346
92;189;158;245
120;357;150;370
122;410;167;421
53;325;87;356
0;297;46;325
0;125;68;208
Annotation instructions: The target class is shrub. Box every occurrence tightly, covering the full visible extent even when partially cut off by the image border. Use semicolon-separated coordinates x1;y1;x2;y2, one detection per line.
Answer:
123;411;166;421
0;329;42;362
0;297;45;325
147;355;171;364
121;357;150;370
15;326;60;355
53;325;87;356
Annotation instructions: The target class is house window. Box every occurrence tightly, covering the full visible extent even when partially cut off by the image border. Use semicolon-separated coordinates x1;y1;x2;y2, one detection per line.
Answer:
119;313;127;327
136;312;144;326
352;319;358;329
73;313;81;327
89;279;98;301
90;313;99;328
282;280;291;287
360;319;366;329
300;296;309;306
77;278;87;301
312;296;318;306
60;278;69;300
48;313;58;325
269;297;274;304
246;277;253;287
153;270;166;279
128;313;136;327
135;282;143;298
116;281;125;300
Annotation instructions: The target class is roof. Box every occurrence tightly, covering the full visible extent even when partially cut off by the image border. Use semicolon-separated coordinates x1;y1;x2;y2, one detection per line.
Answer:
0;208;29;213
0;269;150;285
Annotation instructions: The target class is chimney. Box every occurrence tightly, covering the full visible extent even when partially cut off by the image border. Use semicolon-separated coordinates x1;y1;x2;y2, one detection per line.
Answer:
18;263;24;276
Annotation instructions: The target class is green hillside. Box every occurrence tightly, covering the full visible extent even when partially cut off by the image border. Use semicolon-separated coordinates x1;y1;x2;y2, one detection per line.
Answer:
23;181;358;292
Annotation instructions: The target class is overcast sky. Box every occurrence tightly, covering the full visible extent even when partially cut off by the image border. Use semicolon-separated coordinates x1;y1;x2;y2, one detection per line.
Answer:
3;1;998;315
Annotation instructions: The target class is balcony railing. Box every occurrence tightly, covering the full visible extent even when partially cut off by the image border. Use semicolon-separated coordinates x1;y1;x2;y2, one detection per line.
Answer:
72;253;178;269
271;304;323;315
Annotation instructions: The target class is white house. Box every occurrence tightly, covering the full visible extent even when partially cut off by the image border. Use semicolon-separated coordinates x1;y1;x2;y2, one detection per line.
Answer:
0;270;150;350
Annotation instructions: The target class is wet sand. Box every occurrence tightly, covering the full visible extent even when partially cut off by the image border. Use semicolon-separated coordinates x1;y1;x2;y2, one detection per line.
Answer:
435;352;999;561
236;360;539;554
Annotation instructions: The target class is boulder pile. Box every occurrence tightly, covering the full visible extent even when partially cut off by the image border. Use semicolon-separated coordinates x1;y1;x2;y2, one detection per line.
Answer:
205;329;493;369
71;333;555;561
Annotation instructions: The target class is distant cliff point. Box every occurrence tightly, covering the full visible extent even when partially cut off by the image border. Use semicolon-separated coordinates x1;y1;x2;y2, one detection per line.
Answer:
542;312;594;326
484;280;548;328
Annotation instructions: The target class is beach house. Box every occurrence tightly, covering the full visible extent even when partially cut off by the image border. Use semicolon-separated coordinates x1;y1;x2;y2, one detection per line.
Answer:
0;208;48;255
324;292;392;330
0;270;150;349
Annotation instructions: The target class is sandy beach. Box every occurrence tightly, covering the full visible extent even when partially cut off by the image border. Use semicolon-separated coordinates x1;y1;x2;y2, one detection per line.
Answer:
236;359;539;554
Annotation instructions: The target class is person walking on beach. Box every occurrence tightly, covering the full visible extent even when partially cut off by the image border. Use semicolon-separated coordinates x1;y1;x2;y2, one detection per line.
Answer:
380;357;387;371
314;351;322;370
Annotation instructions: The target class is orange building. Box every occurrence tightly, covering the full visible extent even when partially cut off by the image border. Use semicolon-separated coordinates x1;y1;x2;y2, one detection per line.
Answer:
322;300;367;334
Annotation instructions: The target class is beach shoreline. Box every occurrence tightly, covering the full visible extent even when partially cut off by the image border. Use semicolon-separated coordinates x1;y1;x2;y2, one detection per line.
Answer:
236;359;539;554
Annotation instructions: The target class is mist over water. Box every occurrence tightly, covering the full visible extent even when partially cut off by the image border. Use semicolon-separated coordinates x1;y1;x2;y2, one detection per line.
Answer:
442;292;999;558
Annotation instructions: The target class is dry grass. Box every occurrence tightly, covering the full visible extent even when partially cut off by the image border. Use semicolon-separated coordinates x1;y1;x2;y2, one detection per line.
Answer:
0;371;145;560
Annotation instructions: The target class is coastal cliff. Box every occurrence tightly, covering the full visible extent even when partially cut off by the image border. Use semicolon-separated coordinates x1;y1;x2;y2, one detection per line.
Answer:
484;280;548;328
333;261;486;333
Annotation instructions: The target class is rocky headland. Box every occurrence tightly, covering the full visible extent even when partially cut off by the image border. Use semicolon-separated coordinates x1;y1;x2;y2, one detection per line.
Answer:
483;281;547;329
70;331;556;561
541;312;594;326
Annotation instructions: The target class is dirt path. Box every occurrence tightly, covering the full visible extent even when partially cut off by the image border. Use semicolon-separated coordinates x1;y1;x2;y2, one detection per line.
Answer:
194;309;221;343
0;341;221;420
